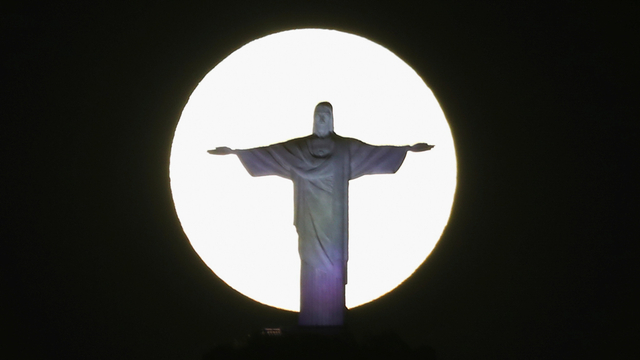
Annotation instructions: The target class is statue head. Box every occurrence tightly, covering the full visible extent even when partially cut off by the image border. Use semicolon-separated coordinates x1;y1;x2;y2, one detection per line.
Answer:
313;102;334;138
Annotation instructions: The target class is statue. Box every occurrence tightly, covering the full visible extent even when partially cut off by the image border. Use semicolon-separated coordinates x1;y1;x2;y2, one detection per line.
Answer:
208;102;433;327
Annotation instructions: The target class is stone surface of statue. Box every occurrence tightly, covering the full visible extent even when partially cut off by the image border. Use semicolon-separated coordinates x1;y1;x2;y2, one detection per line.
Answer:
208;102;433;326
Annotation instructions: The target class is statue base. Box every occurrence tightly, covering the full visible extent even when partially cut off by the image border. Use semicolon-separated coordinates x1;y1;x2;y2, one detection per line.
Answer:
202;326;436;359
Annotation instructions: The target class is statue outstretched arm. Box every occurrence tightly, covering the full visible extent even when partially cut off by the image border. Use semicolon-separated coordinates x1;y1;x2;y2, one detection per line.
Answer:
408;143;435;152
207;147;237;155
208;143;295;179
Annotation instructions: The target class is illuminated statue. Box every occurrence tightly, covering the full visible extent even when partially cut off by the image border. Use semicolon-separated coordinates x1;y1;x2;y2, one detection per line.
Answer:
208;102;433;327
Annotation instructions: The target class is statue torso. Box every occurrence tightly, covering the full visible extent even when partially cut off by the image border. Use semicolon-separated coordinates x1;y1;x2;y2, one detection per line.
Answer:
308;136;335;158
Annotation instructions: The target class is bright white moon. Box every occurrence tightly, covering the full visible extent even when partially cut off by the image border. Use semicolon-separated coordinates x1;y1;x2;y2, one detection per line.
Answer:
170;29;456;311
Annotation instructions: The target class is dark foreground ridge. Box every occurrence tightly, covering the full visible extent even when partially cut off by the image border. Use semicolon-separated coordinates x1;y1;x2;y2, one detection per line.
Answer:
202;327;437;360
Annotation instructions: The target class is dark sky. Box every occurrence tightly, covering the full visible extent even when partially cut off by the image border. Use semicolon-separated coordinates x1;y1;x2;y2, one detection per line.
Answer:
3;2;638;359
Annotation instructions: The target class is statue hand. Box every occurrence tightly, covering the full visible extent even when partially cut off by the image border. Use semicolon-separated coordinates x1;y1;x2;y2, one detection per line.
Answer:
409;143;434;152
207;147;235;155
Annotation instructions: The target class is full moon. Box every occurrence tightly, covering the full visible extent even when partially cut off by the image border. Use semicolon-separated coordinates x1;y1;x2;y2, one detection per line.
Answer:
170;29;456;311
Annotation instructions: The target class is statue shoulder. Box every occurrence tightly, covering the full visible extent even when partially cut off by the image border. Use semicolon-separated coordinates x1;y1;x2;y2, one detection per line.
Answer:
283;135;313;147
334;135;366;148
330;133;360;144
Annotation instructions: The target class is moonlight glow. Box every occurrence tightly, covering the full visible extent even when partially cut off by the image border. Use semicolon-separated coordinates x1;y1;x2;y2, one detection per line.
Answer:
170;29;456;311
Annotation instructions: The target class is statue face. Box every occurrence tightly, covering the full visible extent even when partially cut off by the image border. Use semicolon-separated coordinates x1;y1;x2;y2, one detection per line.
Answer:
313;104;334;137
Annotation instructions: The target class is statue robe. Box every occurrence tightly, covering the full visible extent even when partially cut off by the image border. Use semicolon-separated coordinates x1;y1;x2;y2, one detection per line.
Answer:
236;133;409;326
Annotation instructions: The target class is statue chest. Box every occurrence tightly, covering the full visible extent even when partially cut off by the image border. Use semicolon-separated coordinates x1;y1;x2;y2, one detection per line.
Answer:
308;137;335;158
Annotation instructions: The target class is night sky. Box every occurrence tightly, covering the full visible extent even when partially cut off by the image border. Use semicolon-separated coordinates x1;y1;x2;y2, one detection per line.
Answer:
3;2;638;359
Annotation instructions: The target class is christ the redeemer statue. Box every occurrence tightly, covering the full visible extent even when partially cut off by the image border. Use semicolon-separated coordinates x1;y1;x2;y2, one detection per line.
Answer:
208;102;433;327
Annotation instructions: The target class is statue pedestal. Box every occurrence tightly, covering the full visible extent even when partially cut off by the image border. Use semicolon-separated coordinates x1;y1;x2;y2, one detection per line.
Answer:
202;326;437;359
